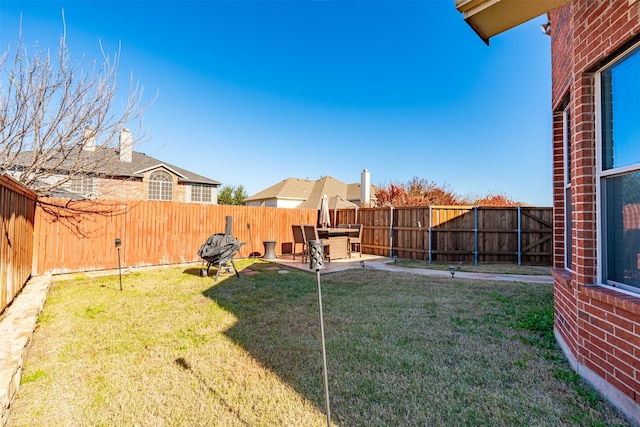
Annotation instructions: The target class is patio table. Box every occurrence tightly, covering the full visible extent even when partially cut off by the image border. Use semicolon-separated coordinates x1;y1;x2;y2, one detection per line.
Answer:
318;228;353;260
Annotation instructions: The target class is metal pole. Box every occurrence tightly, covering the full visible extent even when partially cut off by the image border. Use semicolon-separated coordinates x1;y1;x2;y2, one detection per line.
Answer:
428;206;433;264
473;206;479;265
309;240;331;427
117;247;122;291
247;223;255;258
115;238;122;291
517;206;522;266
389;205;394;258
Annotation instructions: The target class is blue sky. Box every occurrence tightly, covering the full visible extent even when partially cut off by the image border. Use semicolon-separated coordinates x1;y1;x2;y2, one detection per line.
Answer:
1;0;553;206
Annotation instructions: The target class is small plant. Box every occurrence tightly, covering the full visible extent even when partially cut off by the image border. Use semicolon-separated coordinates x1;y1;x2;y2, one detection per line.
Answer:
81;304;105;319
513;360;527;368
21;369;45;384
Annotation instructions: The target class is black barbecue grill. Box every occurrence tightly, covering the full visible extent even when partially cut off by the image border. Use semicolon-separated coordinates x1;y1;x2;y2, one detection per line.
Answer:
198;230;244;282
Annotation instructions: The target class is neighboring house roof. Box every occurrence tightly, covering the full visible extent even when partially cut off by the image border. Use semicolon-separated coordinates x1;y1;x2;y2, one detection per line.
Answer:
246;178;316;204
296;176;355;209
247;175;375;209
5;147;221;186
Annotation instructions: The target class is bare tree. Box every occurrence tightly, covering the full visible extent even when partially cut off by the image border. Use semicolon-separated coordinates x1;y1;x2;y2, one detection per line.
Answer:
0;15;153;196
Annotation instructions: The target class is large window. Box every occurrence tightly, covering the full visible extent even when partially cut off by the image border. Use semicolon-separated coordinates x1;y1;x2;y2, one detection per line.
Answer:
190;184;213;203
599;43;640;291
149;171;173;201
68;175;94;196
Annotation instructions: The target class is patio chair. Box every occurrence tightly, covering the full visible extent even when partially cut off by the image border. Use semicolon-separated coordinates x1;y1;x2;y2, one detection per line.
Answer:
303;224;331;262
348;224;362;258
291;224;307;261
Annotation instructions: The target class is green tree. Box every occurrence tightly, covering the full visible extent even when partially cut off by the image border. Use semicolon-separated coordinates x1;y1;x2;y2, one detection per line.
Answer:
232;185;248;205
218;185;247;205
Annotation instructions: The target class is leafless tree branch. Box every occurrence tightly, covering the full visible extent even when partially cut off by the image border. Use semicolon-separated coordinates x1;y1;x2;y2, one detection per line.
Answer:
0;16;156;196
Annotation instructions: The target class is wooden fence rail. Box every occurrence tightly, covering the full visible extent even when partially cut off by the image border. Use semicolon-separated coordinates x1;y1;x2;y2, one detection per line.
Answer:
32;199;319;275
334;205;552;265
0;175;36;314
30;199;552;276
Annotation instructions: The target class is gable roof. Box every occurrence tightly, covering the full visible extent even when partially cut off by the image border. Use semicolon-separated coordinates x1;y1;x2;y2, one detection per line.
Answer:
296;176;353;209
5;147;221;186
246;175;375;208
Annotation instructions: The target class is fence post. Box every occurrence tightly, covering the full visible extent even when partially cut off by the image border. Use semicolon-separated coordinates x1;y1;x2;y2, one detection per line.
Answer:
473;206;478;265
517;206;522;266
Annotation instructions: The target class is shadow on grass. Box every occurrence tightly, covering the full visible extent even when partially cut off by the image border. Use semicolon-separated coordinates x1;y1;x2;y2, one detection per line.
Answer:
183;267;204;276
183;264;240;281
202;264;332;418
199;263;632;426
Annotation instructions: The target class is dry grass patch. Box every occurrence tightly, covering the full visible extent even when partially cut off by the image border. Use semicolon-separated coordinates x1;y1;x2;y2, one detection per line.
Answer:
7;260;631;426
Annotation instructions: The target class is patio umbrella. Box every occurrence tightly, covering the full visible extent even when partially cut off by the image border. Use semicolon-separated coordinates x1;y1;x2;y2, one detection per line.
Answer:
319;194;331;228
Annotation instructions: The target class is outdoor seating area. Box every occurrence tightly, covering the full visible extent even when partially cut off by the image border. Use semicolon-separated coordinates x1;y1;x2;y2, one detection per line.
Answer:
291;223;363;263
337;223;362;258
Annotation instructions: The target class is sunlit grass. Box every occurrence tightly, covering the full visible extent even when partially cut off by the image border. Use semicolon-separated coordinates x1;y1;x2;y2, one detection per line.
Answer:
394;259;552;275
7;260;630;426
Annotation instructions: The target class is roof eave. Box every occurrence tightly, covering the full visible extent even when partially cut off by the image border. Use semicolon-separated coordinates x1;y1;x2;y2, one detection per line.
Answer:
454;0;571;43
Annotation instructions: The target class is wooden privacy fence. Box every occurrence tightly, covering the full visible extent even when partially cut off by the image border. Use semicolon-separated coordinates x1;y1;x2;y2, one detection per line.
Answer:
0;175;36;314
333;205;552;265
33;199;318;275
32;200;552;276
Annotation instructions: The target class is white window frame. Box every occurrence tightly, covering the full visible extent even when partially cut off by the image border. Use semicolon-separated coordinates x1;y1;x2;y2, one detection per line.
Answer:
68;175;94;196
596;40;640;294
189;184;213;203
563;105;573;271
149;170;173;201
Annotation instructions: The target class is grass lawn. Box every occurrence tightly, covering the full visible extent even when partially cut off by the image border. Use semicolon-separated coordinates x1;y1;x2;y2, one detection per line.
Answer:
7;260;631;426
392;259;552;276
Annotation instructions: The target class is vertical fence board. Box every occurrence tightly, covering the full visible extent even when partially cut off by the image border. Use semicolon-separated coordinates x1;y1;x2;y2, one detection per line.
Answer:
33;200;320;275
30;199;552;275
0;176;36;315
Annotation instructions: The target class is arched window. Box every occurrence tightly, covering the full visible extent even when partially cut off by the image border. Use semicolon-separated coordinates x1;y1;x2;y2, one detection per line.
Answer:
148;170;173;201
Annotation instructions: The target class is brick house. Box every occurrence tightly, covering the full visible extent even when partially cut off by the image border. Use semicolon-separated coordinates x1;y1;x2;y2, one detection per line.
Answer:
4;128;221;203
455;0;640;422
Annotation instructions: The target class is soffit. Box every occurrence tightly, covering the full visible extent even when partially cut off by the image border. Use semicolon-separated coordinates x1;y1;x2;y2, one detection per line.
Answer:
455;0;571;44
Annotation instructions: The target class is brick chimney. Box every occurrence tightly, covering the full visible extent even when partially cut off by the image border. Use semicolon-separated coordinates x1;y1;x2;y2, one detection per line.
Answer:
119;128;132;163
360;168;370;207
83;126;95;151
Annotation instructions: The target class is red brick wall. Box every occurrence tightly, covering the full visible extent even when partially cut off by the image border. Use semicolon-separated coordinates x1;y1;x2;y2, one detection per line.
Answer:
550;0;640;417
95;170;189;202
96;177;145;200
